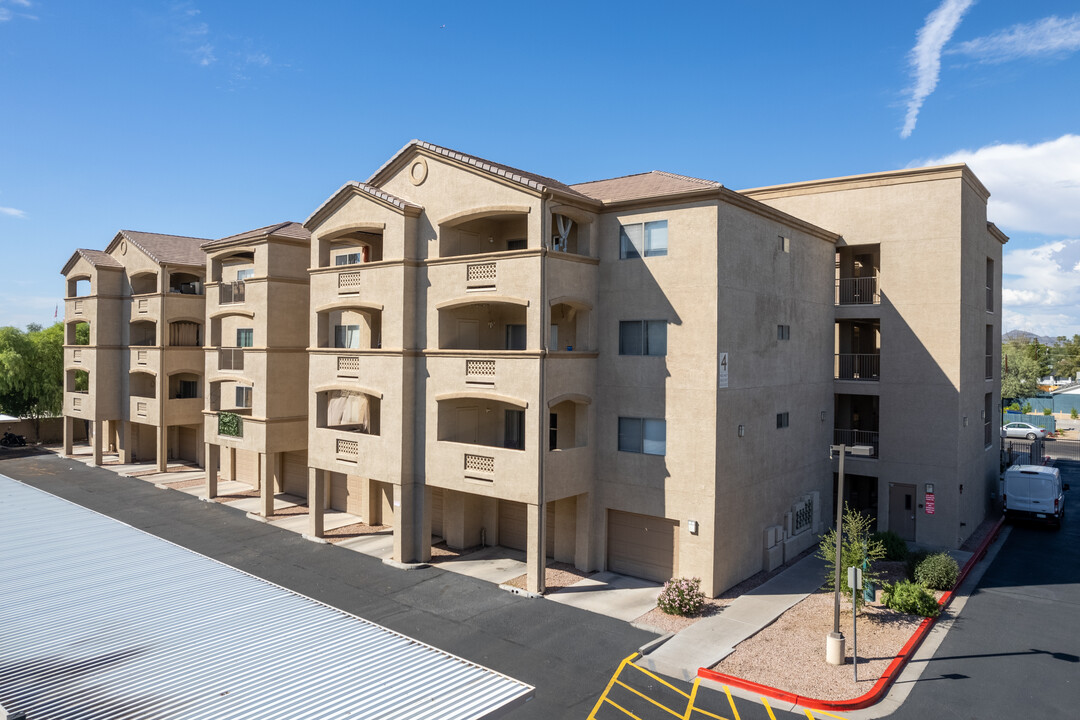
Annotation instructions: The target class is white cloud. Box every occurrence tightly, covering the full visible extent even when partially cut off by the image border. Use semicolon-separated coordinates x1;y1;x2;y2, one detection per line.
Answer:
901;0;975;139
0;206;26;218
950;13;1080;63
169;3;216;67
915;134;1080;236
0;0;36;22
1000;238;1080;336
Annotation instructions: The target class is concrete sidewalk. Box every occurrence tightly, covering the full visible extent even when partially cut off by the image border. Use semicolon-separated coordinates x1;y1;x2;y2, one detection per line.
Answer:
641;553;827;682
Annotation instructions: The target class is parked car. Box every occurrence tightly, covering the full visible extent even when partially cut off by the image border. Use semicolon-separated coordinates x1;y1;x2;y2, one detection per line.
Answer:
1002;464;1068;527
1001;422;1050;440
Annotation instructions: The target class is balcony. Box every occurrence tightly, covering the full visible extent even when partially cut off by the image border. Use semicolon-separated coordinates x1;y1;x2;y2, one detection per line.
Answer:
835;276;879;305
833;428;879;457
166;397;203;425
219;348;245;371
129;396;159;423
219;281;246;305
426;441;535;498
217;411;243;438
835;353;880;381
986;354;993;379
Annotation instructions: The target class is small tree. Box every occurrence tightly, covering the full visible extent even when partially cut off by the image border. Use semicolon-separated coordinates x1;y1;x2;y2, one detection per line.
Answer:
1043;407;1052;416
1072;408;1078;420
1021;402;1033;414
817;504;886;611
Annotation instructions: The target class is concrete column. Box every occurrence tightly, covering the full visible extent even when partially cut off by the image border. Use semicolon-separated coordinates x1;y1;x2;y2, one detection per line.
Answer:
92;420;103;466
156;424;168;472
308;468;325;538
63;416;73;456
392;483;424;564
117;421;131;464
358;476;372;524
575;492;592;571
226;446;236;483
443;489;466;549
526;502;546;594
205;443;219;499
259;452;275;517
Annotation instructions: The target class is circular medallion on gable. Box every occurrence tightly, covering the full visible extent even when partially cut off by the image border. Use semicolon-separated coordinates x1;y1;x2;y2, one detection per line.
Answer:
119;240;127;254
408;157;429;186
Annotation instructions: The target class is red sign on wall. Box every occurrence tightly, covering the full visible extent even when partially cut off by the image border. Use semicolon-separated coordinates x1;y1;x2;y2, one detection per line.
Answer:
925;492;936;515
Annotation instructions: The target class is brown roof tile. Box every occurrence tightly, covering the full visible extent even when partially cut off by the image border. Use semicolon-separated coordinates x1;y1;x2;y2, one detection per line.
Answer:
113;230;211;267
204;221;310;249
570;171;722;203
75;248;123;268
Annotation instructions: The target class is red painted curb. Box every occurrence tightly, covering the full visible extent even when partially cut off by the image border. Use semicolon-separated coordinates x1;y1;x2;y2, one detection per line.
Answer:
698;515;1006;711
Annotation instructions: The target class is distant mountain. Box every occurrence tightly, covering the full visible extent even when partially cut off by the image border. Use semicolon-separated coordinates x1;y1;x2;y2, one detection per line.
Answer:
1002;329;1060;345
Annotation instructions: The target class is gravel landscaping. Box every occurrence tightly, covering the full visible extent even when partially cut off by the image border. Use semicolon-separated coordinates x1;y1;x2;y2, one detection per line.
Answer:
324;522;390;543
505;562;596;591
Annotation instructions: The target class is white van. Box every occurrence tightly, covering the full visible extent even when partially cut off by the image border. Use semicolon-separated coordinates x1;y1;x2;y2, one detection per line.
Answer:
1002;465;1069;527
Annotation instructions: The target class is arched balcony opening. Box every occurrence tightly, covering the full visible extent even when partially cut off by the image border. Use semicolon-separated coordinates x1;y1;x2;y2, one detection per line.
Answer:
317;307;382;349
437;397;527;450
316;390;381;435
129;271;158;296
67;276;91;298
549;301;592;352
168;271;203;295
322;231;384;268
67;369;89;393
168;372;200;399
67;321;91;346
550;213;590;256
438;301;527;351
209;379;253;415
130;371;156;400
213;251;255;302
168;320;202;347
130;320;157;347
439;211;528;258
548;398;589;450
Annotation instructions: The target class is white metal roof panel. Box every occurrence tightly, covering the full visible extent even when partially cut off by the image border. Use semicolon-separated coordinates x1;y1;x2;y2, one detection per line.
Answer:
0;476;533;719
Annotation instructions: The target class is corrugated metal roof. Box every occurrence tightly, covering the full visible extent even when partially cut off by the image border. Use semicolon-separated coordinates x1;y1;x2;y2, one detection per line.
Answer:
0;476;533;719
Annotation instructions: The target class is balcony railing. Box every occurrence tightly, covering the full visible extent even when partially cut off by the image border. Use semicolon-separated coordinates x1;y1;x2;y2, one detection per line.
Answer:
835;276;879;305
219;348;245;371
986;285;993;312
833;428;879;457
835;353;880;381
220;281;246;304
986;354;993;379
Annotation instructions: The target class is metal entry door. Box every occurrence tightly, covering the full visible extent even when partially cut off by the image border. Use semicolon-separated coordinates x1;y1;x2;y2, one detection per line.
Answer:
889;483;916;541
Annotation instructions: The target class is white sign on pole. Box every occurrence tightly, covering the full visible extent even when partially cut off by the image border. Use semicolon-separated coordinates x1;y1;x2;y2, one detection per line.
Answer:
847;566;862;589
718;353;728;388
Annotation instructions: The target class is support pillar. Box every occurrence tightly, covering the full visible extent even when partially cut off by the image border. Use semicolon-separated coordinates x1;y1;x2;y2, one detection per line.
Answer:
308;468;325;538
117;421;131;464
156;424;168;472
392;483;419;564
526;502;546;594
575;492;592;571
205;443;219;499
62;416;73;456
259;452;276;517
92;419;103;466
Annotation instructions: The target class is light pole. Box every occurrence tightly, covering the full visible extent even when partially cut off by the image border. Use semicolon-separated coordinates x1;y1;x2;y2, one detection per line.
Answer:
827;443;846;665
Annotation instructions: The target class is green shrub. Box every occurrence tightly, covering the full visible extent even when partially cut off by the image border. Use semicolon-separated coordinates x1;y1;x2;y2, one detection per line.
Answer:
905;550;929;581
1021;402;1033;414
1006;402;1021;411
657;577;706;616
1043;407;1052;416
914;552;959;590
872;530;908;561
817;504;886;610
218;412;242;438
881;580;941;617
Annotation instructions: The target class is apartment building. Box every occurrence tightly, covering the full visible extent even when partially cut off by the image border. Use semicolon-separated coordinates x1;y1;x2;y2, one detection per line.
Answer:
744;165;1006;550
61;143;1004;599
202;222;310;518
61;230;210;469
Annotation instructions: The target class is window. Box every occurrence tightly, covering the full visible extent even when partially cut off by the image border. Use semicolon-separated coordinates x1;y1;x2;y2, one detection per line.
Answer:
335;325;360;349
619;220;668;259
507;239;527;251
177;380;198;399
236;328;253;347
504;409;525;450
779;235;790;253
618;417;666;455
505;324;526;351
235;386;252;408
549;412;558;450
777;325;790;341
777;412;789;429
236;268;254;281
335;247;369;266
986;258;994;312
619;320;667;355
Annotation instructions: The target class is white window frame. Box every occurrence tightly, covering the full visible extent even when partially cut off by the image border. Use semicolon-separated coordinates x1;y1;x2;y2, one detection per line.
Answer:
619;320;667;356
618;416;666;455
235;385;252;409
619;220;668;259
334;324;360;349
235;268;254;281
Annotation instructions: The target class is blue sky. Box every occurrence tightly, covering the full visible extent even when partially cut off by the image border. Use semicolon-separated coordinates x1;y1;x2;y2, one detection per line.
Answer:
1;1;1078;335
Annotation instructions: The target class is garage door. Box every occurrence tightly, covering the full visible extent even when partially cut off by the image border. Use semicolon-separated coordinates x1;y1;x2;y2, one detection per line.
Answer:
430;487;444;538
177;426;198;462
282;451;308;497
607;510;677;583
498;500;527;552
234;449;259;487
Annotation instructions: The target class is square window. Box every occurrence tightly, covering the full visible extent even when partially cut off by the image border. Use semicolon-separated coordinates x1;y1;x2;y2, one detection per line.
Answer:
778;324;790;341
235;386;252;408
777;412;789;429
619;220;668;259
619;320;667;355
236;328;253;347
236;268;254;281
335;325;360;349
618;416;666;455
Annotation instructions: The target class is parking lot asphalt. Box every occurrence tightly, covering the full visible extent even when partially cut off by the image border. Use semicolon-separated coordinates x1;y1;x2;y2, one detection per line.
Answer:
0;450;656;719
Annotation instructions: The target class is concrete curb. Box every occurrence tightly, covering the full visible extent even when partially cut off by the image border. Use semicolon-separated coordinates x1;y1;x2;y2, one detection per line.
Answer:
697;516;1007;712
637;632;675;656
498;583;542;599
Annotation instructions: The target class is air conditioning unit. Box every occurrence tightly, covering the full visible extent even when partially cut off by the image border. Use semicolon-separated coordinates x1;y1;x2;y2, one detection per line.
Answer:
850;445;875;457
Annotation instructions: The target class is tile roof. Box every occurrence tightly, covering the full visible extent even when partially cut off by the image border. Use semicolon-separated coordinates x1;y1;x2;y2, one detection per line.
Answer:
368;140;594;201
72;248;123;269
570;171;723;203
115;229;212;267
204;221;311;249
345;182;422;212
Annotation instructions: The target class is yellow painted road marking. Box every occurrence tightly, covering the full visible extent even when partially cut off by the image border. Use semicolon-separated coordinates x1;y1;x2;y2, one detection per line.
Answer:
724;686;742;720
604;697;647;720
588;653;638;719
761;696;778;720
682;679;702;720
805;709;849;720
612;679;687;719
